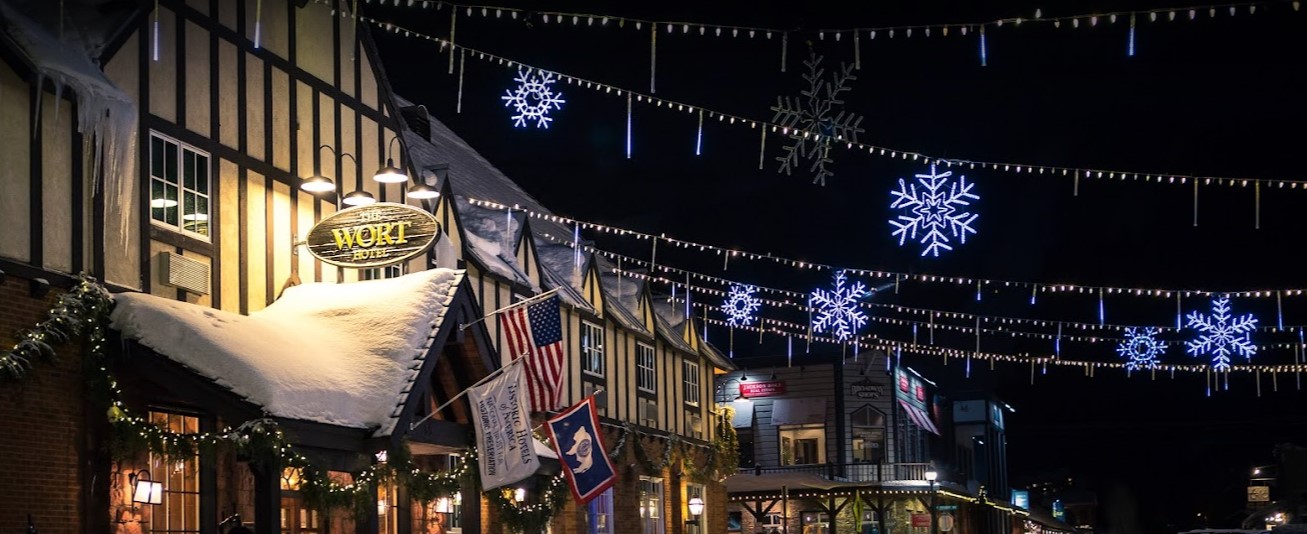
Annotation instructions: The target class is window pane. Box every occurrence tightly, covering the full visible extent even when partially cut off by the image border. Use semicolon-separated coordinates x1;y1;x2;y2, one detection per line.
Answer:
165;184;179;226
151;137;164;178
196;155;209;194
165;141;178;183
151;179;167;223
183;150;195;190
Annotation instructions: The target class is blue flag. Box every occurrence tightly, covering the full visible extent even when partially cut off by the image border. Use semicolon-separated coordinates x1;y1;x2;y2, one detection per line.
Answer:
546;396;617;503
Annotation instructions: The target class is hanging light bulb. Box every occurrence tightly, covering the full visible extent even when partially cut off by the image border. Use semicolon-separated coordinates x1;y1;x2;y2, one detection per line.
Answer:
373;137;408;183
342;190;376;206
407;183;440;199
300;174;336;193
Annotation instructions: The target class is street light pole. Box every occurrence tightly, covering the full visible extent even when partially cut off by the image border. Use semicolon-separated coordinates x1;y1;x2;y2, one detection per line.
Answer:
926;470;939;534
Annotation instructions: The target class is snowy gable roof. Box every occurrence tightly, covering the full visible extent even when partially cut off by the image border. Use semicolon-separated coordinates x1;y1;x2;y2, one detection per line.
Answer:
651;295;737;371
599;272;651;336
110;269;465;435
531;241;594;313
456;198;537;290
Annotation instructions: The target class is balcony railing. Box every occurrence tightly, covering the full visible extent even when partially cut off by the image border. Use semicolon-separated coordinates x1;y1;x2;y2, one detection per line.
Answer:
737;462;937;484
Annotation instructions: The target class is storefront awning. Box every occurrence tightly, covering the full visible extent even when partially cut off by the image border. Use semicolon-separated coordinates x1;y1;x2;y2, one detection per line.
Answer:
898;399;941;435
729;400;754;428
771;397;827;425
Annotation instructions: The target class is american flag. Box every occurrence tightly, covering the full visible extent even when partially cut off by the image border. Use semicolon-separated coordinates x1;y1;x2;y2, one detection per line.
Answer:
499;295;565;411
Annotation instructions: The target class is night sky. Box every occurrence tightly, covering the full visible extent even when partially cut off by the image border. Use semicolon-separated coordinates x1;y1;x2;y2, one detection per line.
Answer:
369;2;1307;531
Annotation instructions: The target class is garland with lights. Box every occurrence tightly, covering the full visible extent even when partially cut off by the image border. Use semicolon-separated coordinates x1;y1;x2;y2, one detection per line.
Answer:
346;10;1307;194
0;274;111;380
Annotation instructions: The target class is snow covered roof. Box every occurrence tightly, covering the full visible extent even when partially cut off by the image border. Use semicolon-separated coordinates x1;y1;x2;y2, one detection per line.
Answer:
532;240;594;312
651;295;736;370
599;272;651;336
456;199;536;290
110;269;466;436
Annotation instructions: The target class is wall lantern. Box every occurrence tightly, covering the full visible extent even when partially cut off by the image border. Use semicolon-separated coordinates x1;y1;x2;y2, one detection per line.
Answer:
688;497;705;518
131;470;163;505
407;182;440;200
373;137;409;184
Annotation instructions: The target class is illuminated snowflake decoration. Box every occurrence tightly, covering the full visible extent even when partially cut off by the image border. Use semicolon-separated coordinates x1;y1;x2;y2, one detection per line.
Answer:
771;51;864;186
1186;297;1258;372
1116;328;1165;371
889;164;980;257
501;68;565;128
809;271;869;342
723;284;762;328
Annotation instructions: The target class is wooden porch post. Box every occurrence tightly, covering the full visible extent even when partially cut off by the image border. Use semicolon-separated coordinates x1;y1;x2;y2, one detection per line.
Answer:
250;459;281;534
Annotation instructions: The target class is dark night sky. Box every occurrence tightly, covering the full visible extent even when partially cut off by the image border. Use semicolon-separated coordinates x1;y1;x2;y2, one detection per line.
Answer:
369;1;1307;530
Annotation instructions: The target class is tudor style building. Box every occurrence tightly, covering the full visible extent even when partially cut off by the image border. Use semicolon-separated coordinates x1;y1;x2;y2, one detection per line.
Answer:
0;2;735;534
395;96;738;534
0;1;494;534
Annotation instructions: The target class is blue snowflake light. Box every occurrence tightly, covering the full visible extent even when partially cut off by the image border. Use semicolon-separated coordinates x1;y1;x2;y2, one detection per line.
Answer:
1116;328;1165;371
810;271;869;342
723;284;762;328
1186;297;1258;371
501;68;565;128
889;164;979;257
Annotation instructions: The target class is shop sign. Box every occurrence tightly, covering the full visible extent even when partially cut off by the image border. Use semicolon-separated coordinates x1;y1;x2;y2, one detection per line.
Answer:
911;514;932;528
1248;485;1270;502
739;380;786;398
305;203;440;268
938;513;955;532
1012;490;1030;510
852;378;885;399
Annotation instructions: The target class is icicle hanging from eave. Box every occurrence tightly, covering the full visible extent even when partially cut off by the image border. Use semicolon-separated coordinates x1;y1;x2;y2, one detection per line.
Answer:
0;3;140;247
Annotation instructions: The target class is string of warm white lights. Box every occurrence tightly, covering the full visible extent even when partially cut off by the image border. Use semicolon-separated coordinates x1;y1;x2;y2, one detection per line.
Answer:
665;292;1306;353
692;303;1307;380
372;0;1299;45
344;10;1307;193
533;230;1305;336
487;195;1307;300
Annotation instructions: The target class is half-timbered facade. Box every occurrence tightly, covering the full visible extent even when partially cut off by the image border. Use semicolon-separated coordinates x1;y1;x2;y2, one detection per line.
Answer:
397;97;738;534
0;2;500;534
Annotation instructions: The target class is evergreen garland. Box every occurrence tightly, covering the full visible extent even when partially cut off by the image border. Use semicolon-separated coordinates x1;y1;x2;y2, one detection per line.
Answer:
0;274;111;380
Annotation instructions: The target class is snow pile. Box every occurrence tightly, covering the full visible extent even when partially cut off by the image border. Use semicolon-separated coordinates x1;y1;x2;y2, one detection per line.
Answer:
110;269;464;432
458;200;536;289
0;1;137;246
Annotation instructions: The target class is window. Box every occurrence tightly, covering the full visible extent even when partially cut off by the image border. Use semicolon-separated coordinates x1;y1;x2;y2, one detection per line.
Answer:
858;510;879;534
637;343;656;393
150;133;210;238
584;381;607;416
779;424;825;466
686;412;703;440
639;477;664;534
148;411;200;534
685;483;706;534
640;397;658;428
682;360;701;406
279;496;321;534
587;487;614;534
850;405;886;463
800;511;831;534
581;321;605;377
762;513;784;534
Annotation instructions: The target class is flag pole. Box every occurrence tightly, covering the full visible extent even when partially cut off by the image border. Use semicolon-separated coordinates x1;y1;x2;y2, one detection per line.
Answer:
460;288;561;332
409;356;528;431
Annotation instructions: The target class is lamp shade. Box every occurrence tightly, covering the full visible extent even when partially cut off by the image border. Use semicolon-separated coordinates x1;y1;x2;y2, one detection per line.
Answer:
300;174;337;193
407;183;440;199
514;488;526;503
373;159;408;183
132;470;163;505
925;470;938;482
688;497;705;517
342;190;376;207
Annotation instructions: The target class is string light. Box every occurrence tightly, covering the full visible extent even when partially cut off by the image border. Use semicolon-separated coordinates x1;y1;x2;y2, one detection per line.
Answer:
468;197;1307;300
330;7;1307;195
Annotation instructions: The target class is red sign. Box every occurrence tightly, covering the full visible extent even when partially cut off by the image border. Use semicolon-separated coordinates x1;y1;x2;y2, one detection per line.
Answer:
739;381;786;398
911;514;932;528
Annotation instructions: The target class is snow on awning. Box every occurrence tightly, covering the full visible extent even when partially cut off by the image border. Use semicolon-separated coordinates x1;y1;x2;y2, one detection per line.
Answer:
770;398;827;426
898;399;941;436
110;269;465;435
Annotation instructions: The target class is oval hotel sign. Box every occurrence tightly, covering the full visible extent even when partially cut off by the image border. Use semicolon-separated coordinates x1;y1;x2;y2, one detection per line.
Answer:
305;203;440;268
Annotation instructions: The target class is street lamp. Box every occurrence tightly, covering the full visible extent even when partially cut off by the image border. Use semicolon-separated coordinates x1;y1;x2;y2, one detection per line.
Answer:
925;470;939;534
686;496;704;534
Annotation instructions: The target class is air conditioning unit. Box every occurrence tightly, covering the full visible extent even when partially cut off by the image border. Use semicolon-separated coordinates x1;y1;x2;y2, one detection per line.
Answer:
160;251;211;295
641;400;659;427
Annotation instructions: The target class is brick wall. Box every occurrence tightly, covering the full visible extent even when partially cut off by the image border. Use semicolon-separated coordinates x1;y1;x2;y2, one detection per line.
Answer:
0;275;89;534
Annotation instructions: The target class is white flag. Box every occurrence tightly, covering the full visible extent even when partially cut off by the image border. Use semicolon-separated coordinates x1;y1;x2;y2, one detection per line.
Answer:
469;363;538;490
